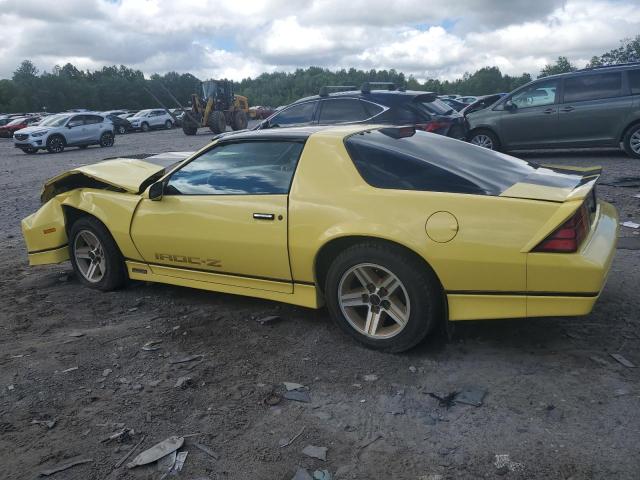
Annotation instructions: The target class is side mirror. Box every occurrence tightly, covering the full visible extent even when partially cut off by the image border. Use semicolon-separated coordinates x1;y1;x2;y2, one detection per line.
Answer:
504;100;516;111
149;181;164;201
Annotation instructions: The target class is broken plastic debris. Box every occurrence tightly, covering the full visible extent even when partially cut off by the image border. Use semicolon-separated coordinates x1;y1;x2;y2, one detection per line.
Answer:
621;221;640;229
175;376;193;388
256;315;281;325
31;418;56;429
193;442;219;460
284;390;311;403
127;436;184;468
302;445;327;461
142;340;163;351
292;468;313;480
610;353;636;368
284;382;306;391
61;366;78;373
363;374;378;382
454;386;487;407
173;451;188;472
170;354;204;364
313;470;332;480
68;331;85;337
157;451;177;473
39;458;93;476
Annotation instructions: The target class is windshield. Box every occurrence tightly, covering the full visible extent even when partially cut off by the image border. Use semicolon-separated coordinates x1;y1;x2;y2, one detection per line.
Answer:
6;117;26;126
38;115;71;127
132;111;149;117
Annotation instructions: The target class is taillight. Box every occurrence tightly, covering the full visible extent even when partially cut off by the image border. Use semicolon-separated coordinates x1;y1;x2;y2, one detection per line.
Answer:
416;121;447;133
533;203;591;253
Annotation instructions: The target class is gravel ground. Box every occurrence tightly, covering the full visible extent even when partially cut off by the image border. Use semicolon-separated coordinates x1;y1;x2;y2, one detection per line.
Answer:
1;126;639;480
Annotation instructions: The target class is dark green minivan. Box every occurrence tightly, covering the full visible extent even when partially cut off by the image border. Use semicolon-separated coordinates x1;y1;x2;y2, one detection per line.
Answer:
466;63;640;158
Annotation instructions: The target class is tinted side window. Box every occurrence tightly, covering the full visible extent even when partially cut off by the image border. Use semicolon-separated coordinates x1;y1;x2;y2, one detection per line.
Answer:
511;80;558;108
564;73;622;102
166;141;304;195
318;99;369;123
85;115;103;124
270;102;316;127
628;69;640;95
345;129;539;195
68;115;84;126
362;101;384;117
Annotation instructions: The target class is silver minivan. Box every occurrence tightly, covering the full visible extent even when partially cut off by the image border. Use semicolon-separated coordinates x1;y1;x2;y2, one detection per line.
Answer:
466;63;640;158
13;113;115;154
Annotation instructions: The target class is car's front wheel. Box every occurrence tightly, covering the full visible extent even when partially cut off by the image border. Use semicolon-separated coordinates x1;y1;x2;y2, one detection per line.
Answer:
69;216;126;291
325;243;442;352
164;120;173;129
469;129;500;151
141;122;150;132
100;131;115;147
117;125;126;134
46;135;65;154
622;123;640;159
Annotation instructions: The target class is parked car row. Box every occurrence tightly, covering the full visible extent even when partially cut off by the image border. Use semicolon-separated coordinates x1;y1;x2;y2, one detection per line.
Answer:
13;112;115;154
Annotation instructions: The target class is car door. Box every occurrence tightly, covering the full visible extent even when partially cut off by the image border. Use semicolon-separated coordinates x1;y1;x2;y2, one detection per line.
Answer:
83;114;104;142
130;139;305;293
499;79;560;148
265;101;318;128
556;71;630;146
64;115;87;144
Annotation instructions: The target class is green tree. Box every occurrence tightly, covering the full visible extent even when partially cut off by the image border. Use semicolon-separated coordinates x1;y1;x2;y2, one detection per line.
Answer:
539;56;577;78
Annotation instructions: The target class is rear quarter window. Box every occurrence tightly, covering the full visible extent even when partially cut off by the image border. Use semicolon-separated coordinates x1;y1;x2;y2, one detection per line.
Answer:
345;129;538;195
628;69;640;95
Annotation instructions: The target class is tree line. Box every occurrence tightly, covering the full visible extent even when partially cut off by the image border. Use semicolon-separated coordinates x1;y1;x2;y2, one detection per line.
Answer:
0;36;637;114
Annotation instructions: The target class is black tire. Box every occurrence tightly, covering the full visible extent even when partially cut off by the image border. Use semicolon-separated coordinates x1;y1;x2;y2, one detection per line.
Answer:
231;110;248;131
208;111;226;134
117;125;126;135
21;147;37;154
182;125;198;135
99;131;115;147
469;129;501;151
324;242;442;352
46;135;65;154
141;122;150;132
164;119;173;129
69;216;127;291
622;123;640;159
79;145;88;149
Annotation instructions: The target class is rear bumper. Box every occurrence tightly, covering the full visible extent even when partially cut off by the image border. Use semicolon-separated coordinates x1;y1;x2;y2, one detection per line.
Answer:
447;200;618;321
526;200;618;316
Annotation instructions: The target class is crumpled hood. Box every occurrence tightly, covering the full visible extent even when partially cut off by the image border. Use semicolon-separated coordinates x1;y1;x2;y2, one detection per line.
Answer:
41;157;166;203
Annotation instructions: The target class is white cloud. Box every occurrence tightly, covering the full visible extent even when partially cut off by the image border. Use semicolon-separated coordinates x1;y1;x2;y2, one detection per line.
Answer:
0;0;637;82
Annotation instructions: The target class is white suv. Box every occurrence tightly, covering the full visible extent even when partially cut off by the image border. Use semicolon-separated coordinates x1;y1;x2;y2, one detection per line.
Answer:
13;113;115;154
128;109;174;132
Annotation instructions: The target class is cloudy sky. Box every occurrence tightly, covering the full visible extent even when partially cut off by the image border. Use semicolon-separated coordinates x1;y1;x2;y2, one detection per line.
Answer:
0;0;638;81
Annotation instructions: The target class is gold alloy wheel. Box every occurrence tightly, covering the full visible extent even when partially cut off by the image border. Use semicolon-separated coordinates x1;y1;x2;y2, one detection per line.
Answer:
73;230;106;283
338;263;411;339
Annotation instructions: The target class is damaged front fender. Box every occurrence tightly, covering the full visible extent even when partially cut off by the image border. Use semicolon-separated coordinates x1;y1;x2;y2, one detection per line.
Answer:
22;196;70;265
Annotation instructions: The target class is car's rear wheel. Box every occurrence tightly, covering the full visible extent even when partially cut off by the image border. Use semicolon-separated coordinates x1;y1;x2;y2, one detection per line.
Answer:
622;124;640;159
69;216;126;291
325;243;442;352
46;135;65;154
164;119;173;129
100;131;115;147
141;122;150;132
469;129;500;151
21;147;37;154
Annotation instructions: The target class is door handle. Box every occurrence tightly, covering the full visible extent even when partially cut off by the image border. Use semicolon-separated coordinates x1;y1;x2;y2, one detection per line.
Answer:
542;108;555;114
560;106;574;112
253;213;275;220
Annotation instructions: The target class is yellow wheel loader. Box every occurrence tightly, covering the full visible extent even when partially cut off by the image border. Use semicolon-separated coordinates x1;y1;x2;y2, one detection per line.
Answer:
182;80;249;136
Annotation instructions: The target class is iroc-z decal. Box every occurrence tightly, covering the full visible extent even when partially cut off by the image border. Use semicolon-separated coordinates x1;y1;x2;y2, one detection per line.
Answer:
155;253;222;268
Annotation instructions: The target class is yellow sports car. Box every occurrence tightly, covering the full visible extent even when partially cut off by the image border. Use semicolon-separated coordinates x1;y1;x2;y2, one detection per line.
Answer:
22;125;618;352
